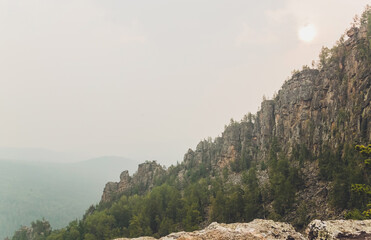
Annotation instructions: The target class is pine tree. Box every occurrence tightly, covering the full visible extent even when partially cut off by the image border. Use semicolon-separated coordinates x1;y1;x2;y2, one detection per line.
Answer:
351;144;371;217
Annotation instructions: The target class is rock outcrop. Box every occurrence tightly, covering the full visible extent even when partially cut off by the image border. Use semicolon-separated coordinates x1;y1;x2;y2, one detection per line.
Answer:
114;219;306;240
114;219;371;240
306;219;371;240
102;161;166;202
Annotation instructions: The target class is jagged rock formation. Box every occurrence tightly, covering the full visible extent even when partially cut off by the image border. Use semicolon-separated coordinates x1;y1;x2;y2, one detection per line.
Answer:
306;219;371;239
114;219;371;240
102;161;166;202
114;219;306;240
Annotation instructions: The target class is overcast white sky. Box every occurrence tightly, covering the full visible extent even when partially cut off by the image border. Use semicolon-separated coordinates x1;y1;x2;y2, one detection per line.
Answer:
0;0;369;165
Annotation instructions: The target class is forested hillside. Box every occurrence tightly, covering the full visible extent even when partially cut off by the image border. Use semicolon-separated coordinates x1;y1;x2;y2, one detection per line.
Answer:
9;6;371;240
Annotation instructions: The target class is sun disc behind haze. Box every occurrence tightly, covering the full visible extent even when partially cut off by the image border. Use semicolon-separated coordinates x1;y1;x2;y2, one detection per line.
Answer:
298;24;317;42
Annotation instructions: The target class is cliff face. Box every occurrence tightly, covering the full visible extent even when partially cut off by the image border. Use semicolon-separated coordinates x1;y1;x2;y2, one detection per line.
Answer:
180;24;369;172
255;25;369;158
101;23;370;219
268;27;370;155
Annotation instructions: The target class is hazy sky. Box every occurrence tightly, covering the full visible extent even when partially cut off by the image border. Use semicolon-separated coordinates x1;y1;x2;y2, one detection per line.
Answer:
0;0;369;166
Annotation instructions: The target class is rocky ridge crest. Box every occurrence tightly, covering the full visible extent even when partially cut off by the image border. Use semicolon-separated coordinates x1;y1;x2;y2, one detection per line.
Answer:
103;22;369;217
101;16;370;227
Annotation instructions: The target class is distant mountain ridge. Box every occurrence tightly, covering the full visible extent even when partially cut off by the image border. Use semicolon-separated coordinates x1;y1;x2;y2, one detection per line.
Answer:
0;147;86;163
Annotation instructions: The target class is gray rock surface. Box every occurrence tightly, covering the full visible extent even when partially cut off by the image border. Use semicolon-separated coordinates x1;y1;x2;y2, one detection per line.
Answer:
102;161;165;202
114;219;305;240
114;219;371;240
306;219;371;240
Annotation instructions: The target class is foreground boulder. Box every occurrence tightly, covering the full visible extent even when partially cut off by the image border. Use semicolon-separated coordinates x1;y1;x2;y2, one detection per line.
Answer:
115;219;305;240
306;219;371;240
115;219;371;240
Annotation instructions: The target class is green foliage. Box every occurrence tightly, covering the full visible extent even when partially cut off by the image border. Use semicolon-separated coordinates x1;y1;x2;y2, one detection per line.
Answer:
314;6;370;74
293;202;310;229
11;219;52;240
348;144;371;218
268;137;280;168
231;148;252;172
45;230;66;240
267;139;303;216
83;211;117;240
243;168;263;221
317;144;367;210
359;6;371;62
292;143;311;167
41;181;208;239
260;161;267;171
12;230;28;240
318;146;340;181
337;109;349;126
318;46;331;70
209;170;263;224
345;208;366;220
331;170;350;209
128;214;151;238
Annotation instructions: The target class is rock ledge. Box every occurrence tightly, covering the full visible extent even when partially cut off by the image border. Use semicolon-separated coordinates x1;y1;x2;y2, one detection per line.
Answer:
114;219;371;240
306;219;371;240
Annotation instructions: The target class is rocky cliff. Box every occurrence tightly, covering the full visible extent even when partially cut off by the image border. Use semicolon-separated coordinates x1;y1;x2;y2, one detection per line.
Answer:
93;15;371;240
102;22;370;218
183;23;370;169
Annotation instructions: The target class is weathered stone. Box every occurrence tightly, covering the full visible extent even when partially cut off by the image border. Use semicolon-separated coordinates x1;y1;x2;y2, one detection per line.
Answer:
346;27;358;38
101;182;118;202
101;161;165;202
114;220;371;240
306;219;371;240
114;220;305;240
118;170;132;193
115;237;155;240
